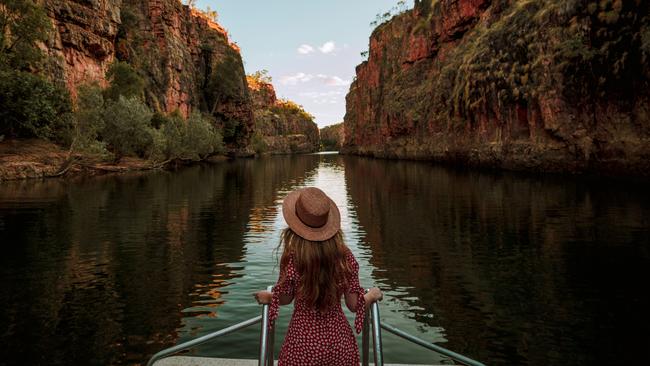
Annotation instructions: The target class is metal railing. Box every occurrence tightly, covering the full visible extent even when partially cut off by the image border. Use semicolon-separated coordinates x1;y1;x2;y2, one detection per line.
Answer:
361;300;486;366
147;285;486;366
146;286;274;366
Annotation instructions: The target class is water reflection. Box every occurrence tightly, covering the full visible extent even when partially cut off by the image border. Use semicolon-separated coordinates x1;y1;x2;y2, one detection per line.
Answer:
343;156;650;365
1;155;649;366
0;156;320;366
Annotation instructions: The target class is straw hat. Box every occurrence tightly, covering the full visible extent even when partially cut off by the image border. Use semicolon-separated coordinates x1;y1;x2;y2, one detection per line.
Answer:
282;187;341;241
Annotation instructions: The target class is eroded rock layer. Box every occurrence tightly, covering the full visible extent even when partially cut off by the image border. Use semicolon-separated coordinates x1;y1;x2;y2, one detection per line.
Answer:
43;0;253;148
343;0;650;175
248;76;319;154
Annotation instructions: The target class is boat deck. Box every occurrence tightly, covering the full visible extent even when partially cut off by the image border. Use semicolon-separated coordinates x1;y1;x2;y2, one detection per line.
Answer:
154;356;440;366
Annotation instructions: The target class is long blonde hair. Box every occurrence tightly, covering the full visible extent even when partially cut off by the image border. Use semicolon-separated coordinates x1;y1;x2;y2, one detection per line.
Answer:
276;228;352;311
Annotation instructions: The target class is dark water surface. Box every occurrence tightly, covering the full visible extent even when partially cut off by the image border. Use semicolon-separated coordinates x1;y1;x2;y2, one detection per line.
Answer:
1;154;649;365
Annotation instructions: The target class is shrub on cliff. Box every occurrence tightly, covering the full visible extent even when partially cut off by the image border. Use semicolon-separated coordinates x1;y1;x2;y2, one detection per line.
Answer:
271;100;315;126
186;112;224;158
0;69;73;143
0;0;51;70
250;132;267;154
156;111;224;161
73;83;110;157
433;0;650;120
104;62;145;102
102;96;154;161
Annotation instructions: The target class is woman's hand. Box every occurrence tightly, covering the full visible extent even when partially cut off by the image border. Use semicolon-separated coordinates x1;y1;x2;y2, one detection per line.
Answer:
366;287;383;303
254;290;273;305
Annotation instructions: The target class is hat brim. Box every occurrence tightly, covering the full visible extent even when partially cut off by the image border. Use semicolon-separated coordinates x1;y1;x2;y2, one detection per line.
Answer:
282;189;341;242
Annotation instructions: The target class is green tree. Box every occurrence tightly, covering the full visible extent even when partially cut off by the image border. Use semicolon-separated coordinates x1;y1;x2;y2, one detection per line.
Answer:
249;69;272;84
250;132;267;154
0;0;51;70
102;96;153;161
186;112;223;158
0;69;73;141
159;111;223;160
104;61;145;101
160;112;187;159
73;83;109;156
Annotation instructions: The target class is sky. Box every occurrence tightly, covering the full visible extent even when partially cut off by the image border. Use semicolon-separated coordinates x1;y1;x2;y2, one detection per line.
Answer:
195;0;412;128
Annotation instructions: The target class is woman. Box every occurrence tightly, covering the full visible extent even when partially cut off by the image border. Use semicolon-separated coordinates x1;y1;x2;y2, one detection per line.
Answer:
254;187;383;365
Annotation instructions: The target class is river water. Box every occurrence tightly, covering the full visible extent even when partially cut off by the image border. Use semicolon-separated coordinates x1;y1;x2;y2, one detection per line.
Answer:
1;153;649;366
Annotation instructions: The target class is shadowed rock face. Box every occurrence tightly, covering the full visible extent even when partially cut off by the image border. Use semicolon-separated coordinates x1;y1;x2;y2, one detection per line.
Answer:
248;76;319;154
42;0;253;148
320;122;344;151
343;0;650;176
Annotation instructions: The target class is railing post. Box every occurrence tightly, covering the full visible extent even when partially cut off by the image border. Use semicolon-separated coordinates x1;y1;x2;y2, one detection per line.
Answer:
266;314;275;366
362;308;370;366
371;302;384;366
258;286;272;366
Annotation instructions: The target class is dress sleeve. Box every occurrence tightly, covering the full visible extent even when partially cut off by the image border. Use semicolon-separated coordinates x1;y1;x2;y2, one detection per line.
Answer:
268;255;296;328
346;252;366;334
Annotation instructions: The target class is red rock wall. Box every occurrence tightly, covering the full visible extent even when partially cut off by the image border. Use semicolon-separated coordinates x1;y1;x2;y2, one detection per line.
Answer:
248;77;319;154
42;0;253;148
43;0;121;95
343;0;650;176
320;123;343;151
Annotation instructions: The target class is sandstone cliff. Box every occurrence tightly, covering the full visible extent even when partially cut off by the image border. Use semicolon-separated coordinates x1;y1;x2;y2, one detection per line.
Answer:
320;122;344;151
344;0;650;175
42;0;253;149
248;75;319;154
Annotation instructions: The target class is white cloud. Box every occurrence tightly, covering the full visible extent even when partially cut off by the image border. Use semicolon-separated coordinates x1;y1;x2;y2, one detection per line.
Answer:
297;44;314;55
280;73;350;87
316;74;350;86
279;72;314;85
318;41;336;54
299;90;346;98
313;98;340;105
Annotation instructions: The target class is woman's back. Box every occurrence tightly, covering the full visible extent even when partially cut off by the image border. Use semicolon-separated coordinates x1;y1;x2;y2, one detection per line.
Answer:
254;187;382;366
270;250;365;365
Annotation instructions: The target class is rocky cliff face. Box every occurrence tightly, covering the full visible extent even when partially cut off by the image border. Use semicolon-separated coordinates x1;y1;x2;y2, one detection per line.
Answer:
320;122;344;151
344;0;650;175
42;0;253;148
43;0;121;93
248;76;319;154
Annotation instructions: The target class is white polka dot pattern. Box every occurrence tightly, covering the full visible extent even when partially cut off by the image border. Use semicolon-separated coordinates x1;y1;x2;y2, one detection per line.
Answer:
268;252;366;365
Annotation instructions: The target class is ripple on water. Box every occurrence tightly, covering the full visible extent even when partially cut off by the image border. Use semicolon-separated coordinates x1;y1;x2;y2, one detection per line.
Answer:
0;156;649;365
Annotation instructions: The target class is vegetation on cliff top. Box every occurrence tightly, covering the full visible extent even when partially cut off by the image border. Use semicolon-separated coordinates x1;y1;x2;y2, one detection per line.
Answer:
247;71;319;154
397;0;650;125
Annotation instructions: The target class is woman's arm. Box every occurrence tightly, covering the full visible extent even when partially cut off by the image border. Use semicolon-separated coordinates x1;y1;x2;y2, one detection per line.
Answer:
345;287;382;312
254;290;294;305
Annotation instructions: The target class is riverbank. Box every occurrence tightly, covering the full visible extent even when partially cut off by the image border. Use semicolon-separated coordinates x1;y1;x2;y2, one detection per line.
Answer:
340;136;650;179
0;139;229;181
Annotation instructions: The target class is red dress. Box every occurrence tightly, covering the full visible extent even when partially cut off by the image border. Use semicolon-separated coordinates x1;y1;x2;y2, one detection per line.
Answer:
268;252;366;366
